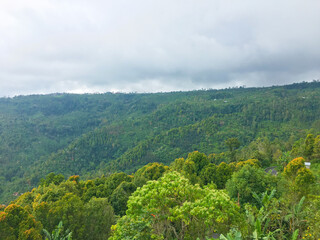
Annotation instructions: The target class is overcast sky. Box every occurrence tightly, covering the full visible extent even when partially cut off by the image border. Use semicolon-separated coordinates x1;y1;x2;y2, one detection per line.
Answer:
0;0;319;97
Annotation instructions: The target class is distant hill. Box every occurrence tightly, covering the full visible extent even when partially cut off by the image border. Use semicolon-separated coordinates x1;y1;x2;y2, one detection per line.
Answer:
1;81;320;203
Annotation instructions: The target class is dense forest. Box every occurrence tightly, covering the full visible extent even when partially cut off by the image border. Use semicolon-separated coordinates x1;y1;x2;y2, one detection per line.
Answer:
1;81;320;239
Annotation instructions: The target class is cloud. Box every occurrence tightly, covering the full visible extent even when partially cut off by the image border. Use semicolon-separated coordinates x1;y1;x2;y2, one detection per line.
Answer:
0;0;319;96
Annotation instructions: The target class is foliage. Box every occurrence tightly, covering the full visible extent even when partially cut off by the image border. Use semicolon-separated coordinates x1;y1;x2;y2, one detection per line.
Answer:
7;173;117;240
282;157;316;199
1;82;320;239
219;228;242;240
276;151;292;171
226;165;277;206
2;82;320;203
2;145;320;239
234;159;260;171
304;196;320;239
82;197;115;240
110;171;244;240
109;182;136;216
200;163;217;186
284;196;306;237
40;173;65;187
215;162;234;189
0;204;43;240
283;157;305;180
133;162;169;187
225;138;241;161
295;168;315;187
246;190;280;239
186;151;209;174
43;221;72;240
304;134;315;159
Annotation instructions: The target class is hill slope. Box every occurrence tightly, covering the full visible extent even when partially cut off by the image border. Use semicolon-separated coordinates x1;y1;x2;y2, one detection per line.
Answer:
1;81;320;203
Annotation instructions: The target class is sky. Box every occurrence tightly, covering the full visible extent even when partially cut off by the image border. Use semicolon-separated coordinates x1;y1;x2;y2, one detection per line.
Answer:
0;0;320;97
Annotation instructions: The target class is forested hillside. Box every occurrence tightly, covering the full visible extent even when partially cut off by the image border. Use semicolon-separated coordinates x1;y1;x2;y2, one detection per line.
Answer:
1;134;320;239
1;81;320;204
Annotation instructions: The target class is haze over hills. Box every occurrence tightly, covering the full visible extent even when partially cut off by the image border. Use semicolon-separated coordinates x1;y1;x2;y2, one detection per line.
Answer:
1;81;320;203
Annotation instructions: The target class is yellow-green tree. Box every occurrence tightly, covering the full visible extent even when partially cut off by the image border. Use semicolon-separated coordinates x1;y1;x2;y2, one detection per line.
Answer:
283;157;305;180
110;171;244;240
0;204;42;240
234;159;260;171
282;157;315;202
133;162;169;187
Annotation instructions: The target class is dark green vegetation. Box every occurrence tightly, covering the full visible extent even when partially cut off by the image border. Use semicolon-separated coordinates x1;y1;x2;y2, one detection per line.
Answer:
0;82;320;239
1;82;320;204
1;141;320;239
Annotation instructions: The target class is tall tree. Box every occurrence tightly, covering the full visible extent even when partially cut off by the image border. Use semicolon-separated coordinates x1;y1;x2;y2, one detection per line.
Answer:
225;138;241;162
110;171;244;240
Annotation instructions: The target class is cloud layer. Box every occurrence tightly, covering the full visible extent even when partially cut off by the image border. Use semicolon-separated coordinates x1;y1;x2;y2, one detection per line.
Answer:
0;0;320;96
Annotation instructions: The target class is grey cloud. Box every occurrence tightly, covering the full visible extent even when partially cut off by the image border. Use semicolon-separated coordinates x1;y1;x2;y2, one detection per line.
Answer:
0;0;319;97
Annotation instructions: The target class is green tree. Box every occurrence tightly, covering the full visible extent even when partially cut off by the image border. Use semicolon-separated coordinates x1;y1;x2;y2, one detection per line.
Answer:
0;204;42;240
304;134;314;160
282;157;315;199
182;159;201;184
38;193;85;239
226;165;276;206
133;162;169;187
170;156;201;184
234;159;260;171
312;135;320;161
170;157;185;172
225;138;241;153
83;198;115;240
200;163;217;186
215;162;234;189
225;138;241;161
104;173;132;197
186;151;209;175
40;173;65;187
109;182;136;216
276;152;292;171
110;171;244;240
